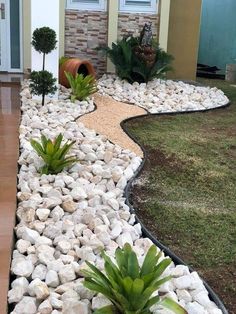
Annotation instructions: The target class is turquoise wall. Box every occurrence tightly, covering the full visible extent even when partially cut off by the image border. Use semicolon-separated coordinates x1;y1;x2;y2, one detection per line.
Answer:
198;0;236;74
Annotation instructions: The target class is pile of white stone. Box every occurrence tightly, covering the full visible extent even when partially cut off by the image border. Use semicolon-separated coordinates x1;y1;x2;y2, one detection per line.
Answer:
8;82;223;314
98;74;229;113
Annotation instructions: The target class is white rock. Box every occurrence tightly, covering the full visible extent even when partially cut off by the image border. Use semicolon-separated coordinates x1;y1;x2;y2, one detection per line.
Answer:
116;232;133;247
46;270;60;288
176;289;192;303
57;240;71;254
62;300;89;314
173;275;192;290
36;208;50;221
38;299;53;314
107;198;120;210
32;264;47;280
16;226;40;244
13;296;37;314
16;239;31;254
74;279;94;300
185;301;207;314
28;278;50;300
11;258;34;277
50;296;63;310
92;295;112;310
70;187;87;200
8;287;26;304
59;264;76;283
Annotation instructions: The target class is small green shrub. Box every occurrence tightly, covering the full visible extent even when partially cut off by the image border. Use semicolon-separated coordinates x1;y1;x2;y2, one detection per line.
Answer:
82;243;187;314
59;56;69;67
30;133;78;175
30;70;57;106
65;72;97;102
103;35;173;84
32;27;57;70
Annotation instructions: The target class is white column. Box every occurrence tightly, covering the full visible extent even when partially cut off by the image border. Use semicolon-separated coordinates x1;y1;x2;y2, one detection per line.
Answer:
31;0;60;98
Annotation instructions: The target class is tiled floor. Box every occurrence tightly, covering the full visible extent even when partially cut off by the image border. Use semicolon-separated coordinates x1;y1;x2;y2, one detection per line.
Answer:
0;82;21;313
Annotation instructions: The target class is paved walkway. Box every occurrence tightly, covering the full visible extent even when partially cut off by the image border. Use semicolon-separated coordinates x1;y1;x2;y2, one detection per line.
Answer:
78;93;146;157
0;83;20;313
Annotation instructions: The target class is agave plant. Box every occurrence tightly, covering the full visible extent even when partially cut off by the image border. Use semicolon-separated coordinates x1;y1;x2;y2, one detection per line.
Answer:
65;72;97;102
82;243;187;314
30;133;78;175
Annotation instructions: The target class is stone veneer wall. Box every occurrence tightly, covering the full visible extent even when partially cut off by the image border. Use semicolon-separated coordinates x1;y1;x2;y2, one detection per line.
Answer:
65;10;159;77
118;13;159;40
65;10;108;77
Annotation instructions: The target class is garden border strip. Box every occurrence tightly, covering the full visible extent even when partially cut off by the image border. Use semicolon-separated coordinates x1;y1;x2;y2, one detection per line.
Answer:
119;101;231;314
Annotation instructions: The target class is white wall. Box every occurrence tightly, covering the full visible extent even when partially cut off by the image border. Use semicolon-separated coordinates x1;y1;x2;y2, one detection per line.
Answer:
31;0;59;98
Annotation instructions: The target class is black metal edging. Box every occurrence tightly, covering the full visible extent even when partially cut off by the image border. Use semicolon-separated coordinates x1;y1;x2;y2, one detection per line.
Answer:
119;102;230;314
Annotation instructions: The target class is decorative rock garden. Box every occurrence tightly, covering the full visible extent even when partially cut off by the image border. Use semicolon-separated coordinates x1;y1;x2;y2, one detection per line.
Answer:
98;75;229;113
8;78;229;314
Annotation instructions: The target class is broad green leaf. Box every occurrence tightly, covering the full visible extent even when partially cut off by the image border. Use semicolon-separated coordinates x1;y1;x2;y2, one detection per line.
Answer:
46;140;54;156
140;245;159;276
93;305;117;314
54;133;63;152
160;297;187;314
127;251;140;280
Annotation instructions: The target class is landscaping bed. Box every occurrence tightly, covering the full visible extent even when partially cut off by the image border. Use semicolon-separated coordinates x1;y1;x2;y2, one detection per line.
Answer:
126;79;236;314
8;78;229;314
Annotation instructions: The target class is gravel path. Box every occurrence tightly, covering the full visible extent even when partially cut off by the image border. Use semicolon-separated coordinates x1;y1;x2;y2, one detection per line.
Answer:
78;93;146;157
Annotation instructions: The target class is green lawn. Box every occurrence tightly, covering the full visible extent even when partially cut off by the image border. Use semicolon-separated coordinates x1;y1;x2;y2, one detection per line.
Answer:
126;79;236;313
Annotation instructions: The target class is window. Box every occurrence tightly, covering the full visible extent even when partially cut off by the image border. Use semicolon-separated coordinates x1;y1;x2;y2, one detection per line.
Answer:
67;0;106;11
119;0;157;13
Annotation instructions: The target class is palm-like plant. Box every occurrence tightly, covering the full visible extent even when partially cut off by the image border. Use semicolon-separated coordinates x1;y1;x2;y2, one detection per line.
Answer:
65;72;97;102
82;244;187;314
103;34;173;84
30;133;78;175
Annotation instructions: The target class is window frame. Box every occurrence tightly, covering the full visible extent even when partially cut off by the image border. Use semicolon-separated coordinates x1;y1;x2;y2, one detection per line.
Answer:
119;0;158;13
66;0;106;11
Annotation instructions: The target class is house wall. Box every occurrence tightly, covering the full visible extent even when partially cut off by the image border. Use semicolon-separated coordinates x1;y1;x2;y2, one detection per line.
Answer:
22;0;66;73
65;10;108;77
118;13;159;40
65;9;159;77
167;0;202;81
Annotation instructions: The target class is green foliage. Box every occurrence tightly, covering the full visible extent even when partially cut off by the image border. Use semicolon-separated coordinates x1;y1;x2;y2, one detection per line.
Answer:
59;56;69;67
30;133;78;175
82;243;187;314
30;70;57;106
103;36;173;83
32;27;57;55
65;72;97;102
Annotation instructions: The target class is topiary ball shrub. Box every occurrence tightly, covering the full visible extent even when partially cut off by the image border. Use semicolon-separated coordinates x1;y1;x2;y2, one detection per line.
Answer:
30;70;57;106
32;26;57;55
32;27;57;70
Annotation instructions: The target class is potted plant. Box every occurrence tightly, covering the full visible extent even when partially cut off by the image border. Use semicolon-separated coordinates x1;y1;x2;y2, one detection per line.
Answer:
59;56;96;88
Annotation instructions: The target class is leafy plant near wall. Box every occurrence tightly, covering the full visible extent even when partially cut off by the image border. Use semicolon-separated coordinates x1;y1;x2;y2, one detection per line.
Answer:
82;243;187;314
102;24;173;84
30;26;57;106
30;133;78;175
65;72;98;102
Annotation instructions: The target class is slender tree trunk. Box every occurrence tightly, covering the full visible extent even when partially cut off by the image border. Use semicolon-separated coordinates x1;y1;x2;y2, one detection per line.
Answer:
42;92;45;106
43;53;46;71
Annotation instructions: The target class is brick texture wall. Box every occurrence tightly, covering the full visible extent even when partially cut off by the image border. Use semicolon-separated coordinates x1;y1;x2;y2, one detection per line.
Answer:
65;10;108;77
65;10;159;77
118;13;159;40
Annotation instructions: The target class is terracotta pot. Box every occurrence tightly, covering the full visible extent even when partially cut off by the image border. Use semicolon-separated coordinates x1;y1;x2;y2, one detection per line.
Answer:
59;58;96;88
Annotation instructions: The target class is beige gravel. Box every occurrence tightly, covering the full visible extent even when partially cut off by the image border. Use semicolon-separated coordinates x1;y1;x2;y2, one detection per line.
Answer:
77;93;146;157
